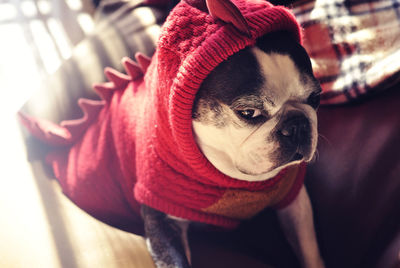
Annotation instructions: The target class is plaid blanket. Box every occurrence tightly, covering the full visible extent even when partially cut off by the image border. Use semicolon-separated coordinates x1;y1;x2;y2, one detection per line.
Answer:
293;0;400;105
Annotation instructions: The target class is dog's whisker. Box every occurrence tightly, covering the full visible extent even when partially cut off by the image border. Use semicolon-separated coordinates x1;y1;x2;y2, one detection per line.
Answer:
318;133;332;147
312;149;320;163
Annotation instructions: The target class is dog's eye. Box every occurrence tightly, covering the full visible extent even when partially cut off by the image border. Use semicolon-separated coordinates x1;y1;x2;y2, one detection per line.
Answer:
307;91;321;109
236;109;262;120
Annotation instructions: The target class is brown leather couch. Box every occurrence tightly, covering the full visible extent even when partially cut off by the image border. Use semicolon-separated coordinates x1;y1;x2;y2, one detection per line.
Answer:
305;87;400;268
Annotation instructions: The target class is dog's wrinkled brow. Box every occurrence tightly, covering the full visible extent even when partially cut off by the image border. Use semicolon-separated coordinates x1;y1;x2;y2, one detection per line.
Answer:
230;95;275;110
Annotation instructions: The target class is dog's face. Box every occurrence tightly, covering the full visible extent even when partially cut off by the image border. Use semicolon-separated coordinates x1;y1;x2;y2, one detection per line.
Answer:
192;32;321;181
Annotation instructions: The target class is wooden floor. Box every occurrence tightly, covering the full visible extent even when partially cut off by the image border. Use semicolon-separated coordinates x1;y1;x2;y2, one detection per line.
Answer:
0;0;155;267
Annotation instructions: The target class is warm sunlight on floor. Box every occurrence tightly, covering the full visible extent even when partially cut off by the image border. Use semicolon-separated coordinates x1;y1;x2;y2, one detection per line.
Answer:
0;1;154;267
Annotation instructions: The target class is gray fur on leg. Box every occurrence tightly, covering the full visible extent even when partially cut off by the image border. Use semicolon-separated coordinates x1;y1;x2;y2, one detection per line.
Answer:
141;205;191;268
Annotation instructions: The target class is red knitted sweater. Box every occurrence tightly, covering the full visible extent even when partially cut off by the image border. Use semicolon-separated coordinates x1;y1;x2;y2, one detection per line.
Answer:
20;0;306;233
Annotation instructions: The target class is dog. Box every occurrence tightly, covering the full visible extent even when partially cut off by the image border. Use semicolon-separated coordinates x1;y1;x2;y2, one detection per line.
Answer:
141;30;324;268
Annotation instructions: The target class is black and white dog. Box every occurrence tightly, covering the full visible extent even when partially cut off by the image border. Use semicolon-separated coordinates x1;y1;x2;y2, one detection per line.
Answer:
142;31;324;268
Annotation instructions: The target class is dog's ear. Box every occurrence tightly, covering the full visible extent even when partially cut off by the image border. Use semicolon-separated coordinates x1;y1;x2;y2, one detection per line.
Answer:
206;0;250;37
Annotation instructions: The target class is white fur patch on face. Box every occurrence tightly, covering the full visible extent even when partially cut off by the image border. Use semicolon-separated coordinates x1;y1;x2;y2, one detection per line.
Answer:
192;48;318;182
252;48;314;114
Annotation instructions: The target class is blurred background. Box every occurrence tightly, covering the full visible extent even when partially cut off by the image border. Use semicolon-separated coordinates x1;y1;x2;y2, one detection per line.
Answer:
0;1;156;267
0;0;95;114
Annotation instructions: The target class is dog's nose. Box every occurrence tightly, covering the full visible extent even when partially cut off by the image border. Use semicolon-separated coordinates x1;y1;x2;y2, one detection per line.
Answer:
278;115;311;149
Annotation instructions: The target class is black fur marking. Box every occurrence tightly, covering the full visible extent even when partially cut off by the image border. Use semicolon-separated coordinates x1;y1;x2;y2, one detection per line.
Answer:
192;98;223;122
256;31;314;76
193;46;264;120
142;205;190;268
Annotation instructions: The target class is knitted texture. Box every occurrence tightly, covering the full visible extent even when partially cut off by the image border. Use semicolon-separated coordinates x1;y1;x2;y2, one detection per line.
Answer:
20;0;305;232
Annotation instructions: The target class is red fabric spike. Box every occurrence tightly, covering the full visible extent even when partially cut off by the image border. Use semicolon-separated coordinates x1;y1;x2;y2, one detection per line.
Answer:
135;53;151;73
60;99;105;142
93;82;115;102
206;0;250;37
122;57;143;80
104;67;131;89
18;112;72;146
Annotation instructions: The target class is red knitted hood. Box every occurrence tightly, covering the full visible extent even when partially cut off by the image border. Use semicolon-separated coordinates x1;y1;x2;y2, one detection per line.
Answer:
142;0;302;189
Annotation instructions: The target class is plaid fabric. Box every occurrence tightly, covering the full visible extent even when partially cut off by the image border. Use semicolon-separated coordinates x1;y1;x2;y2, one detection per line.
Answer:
293;0;400;105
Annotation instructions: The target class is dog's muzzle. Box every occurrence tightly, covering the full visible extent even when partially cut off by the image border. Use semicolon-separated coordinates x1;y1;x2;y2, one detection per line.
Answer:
277;114;312;161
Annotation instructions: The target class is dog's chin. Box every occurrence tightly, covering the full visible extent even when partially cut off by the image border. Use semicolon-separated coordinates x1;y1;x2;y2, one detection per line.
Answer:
233;155;307;182
234;163;287;181
234;165;287;181
236;165;274;176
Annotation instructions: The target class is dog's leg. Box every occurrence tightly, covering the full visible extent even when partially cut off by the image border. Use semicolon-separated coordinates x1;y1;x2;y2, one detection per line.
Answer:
277;185;325;268
141;205;191;268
